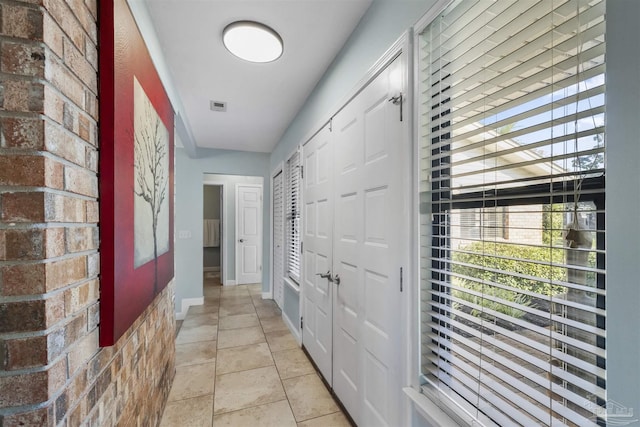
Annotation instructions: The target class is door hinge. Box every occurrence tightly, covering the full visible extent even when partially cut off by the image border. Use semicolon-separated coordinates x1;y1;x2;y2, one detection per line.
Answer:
400;267;403;292
329;118;333;132
300;316;304;329
300;241;303;254
300;166;304;180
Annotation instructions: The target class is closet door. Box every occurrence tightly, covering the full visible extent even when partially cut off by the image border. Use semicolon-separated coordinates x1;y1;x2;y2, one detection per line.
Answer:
301;124;334;383
332;54;406;427
272;171;285;308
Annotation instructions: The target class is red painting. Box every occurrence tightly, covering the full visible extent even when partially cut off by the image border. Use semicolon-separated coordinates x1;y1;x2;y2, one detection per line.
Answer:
99;0;175;346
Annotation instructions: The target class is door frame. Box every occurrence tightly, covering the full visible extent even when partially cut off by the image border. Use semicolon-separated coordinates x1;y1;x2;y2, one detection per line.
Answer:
235;183;264;285
203;176;229;285
270;162;284;303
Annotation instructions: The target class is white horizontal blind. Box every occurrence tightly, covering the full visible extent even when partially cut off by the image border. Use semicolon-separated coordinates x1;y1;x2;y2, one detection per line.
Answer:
286;151;301;283
419;1;606;426
273;170;285;306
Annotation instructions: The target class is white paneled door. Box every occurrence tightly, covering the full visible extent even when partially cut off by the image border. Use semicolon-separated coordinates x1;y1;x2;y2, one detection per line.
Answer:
236;184;263;285
302;124;334;383
302;54;407;426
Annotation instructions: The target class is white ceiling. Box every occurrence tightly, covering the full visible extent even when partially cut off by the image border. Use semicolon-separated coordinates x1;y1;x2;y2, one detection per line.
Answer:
143;0;372;153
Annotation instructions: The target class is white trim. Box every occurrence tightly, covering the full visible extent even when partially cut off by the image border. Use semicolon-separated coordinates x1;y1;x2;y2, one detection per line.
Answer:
261;291;273;300
175;296;205;320
297;32;411;149
403;388;464;427
282;310;302;345
413;0;453;35
283;277;300;294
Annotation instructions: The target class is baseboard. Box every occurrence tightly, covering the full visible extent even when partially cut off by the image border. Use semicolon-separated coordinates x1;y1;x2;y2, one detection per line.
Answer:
223;280;237;286
175;296;204;320
262;291;273;300
282;311;302;345
203;266;220;272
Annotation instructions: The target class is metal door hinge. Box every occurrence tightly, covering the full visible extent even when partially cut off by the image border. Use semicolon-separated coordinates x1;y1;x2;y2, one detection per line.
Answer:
300;166;304;179
300;317;304;329
329;118;333;132
400;267;403;292
300;241;304;254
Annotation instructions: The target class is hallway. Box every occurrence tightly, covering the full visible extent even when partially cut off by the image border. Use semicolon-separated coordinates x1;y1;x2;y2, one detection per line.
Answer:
160;275;350;426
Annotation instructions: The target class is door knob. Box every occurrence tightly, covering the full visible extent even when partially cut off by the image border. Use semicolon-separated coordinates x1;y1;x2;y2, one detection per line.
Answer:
316;271;332;282
239;239;244;243
334;274;340;286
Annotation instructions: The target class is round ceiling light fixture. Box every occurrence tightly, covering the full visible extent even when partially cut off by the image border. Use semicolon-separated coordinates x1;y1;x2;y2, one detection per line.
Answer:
222;21;283;63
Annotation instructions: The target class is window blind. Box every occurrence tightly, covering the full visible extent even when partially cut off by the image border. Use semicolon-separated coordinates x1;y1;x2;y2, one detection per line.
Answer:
418;1;606;426
286;151;301;283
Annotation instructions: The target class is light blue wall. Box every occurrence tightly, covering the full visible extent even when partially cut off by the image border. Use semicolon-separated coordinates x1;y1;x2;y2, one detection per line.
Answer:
270;0;435;172
270;0;435;333
175;148;271;311
605;0;640;420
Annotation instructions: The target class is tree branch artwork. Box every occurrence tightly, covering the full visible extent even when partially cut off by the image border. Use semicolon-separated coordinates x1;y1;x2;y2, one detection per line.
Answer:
133;77;169;292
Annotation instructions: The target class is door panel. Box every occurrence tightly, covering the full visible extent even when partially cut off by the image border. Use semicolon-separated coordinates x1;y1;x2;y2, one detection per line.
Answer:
301;54;407;427
237;184;262;284
332;55;405;427
301;125;334;383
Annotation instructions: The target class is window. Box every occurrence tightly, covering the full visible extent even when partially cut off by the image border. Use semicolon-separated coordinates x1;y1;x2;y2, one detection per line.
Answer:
418;1;606;426
285;150;302;283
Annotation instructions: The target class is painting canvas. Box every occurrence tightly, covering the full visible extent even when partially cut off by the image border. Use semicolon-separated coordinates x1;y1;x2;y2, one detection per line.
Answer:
99;0;175;346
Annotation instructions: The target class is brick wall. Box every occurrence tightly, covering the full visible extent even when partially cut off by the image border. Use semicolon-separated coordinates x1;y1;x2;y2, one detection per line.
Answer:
0;0;175;425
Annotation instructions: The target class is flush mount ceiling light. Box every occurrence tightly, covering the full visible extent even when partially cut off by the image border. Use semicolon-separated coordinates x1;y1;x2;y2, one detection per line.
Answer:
222;21;283;63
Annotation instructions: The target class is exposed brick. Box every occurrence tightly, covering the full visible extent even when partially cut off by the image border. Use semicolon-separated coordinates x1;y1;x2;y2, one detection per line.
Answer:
0;4;43;40
78;112;90;140
4;228;45;260
45;255;86;291
63;37;97;93
67;328;98;376
1;192;45;222
45;54;84;107
85;145;97;171
0;79;44;112
45;291;65;327
84;32;97;69
0;300;45;333
0;41;45;77
43;12;63;58
45;192;85;222
64;310;87;345
0;335;48;370
64;280;96;315
45;156;64;189
0;155;45;186
0;231;4;260
45;120;86;166
45;227;65;258
86;252;99;276
0;116;45;149
87;301;98;330
85;200;98;223
43;0;84;51
44;84;65;124
0;405;53;427
64;165;97;197
1;262;46;296
54;390;67;424
65;226;96;252
0;370;48;407
47;325;66;361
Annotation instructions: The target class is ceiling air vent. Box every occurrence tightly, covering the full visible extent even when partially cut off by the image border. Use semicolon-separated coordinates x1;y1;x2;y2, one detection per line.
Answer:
210;100;227;112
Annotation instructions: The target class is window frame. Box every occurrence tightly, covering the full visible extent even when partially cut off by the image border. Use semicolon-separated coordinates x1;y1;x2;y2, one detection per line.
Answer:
411;0;607;424
284;148;302;285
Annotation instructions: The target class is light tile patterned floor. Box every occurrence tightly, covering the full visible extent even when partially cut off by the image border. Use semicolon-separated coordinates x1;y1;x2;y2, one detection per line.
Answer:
160;276;351;427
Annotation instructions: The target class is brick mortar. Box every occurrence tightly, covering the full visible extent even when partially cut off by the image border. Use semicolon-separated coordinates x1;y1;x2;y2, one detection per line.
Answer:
0;274;95;303
0;186;97;202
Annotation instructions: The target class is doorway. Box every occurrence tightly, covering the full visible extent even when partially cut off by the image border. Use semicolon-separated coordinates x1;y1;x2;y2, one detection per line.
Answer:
203;185;223;282
203;174;264;288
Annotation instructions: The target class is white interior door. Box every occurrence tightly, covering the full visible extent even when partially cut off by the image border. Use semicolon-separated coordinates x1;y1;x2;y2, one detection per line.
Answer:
300;54;407;426
273;172;285;307
301;124;334;383
332;55;406;426
236;184;263;285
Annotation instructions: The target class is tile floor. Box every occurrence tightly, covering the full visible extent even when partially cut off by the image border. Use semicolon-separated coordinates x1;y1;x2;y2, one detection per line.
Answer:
160;275;351;427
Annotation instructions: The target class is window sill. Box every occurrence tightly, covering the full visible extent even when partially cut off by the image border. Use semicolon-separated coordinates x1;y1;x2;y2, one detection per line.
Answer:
283;277;300;294
404;387;462;427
